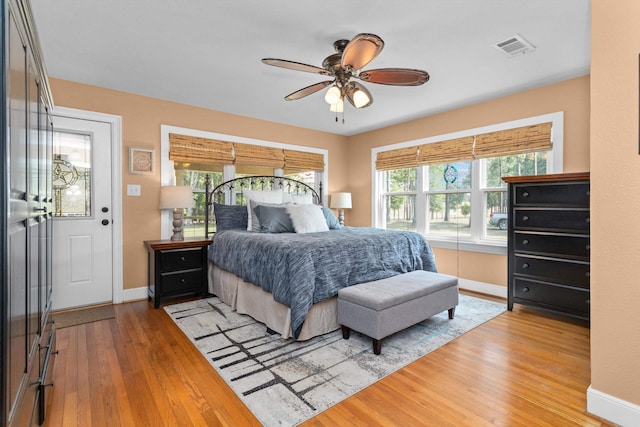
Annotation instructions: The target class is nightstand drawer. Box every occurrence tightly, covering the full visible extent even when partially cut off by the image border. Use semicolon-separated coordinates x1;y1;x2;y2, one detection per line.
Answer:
160;248;203;271
514;182;589;206
514;254;590;288
514;232;590;259
160;269;204;294
513;278;590;316
514;208;590;232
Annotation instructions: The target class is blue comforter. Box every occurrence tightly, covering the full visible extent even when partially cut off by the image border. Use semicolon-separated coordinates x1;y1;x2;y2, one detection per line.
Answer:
208;227;437;338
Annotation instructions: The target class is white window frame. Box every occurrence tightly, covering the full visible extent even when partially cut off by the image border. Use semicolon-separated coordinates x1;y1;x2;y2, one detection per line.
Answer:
372;112;564;254
160;125;328;239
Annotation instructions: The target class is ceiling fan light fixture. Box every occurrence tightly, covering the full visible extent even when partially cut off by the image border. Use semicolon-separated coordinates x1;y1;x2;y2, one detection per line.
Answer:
353;89;370;108
324;86;341;105
329;97;344;112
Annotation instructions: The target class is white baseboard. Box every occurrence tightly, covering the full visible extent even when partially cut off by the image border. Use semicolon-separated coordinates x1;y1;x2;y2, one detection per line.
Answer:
587;386;640;426
458;278;507;299
122;286;148;303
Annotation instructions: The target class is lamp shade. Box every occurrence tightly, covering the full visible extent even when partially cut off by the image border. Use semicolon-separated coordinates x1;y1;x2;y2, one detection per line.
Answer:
330;192;352;209
159;186;194;209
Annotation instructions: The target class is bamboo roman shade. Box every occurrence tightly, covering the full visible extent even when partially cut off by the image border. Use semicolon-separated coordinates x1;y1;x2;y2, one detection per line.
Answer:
283;149;325;172
169;133;234;164
417;136;475;165
473;122;552;159
375;122;553;170
168;133;325;172
234;143;285;168
375;146;418;171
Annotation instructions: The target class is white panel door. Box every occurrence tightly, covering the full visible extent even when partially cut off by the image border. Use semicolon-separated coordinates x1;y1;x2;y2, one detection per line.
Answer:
52;116;113;310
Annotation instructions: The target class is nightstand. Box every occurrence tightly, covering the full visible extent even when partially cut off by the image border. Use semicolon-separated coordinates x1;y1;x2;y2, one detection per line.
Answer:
144;238;211;308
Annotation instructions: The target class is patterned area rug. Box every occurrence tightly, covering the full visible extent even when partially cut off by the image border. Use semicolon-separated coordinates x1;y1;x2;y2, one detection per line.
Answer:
165;294;505;426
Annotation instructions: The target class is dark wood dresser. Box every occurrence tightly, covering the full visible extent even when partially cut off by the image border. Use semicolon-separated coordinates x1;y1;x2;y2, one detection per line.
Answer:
145;238;211;308
503;172;590;322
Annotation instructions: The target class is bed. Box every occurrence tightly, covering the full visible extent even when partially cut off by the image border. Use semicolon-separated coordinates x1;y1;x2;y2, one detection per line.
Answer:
204;175;438;340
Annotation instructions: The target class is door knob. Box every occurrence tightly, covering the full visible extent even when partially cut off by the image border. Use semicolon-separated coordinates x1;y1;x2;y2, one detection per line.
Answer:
101;219;110;226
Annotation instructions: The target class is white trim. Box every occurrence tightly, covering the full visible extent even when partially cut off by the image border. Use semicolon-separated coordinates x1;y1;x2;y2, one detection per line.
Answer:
160;125;329;239
587;386;640;426
459;278;507;298
52;106;124;304
123;286;148;302
371;112;564;252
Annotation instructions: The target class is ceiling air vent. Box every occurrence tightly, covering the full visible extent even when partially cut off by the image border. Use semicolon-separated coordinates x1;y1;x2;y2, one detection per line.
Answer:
495;35;536;57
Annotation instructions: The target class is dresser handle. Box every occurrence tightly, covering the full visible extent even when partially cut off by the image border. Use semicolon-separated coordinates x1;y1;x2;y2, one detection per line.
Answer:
522;287;530;293
522;263;529;269
522;191;529;198
585;272;590;278
180;278;186;284
586;217;590;223
586;299;591;305
180;256;186;261
522;239;529;245
522;215;529;222
586;244;590;251
586;190;590;197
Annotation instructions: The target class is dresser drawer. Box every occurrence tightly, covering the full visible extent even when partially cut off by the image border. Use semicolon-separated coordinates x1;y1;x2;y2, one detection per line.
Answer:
160;248;203;271
514;182;589;206
514;208;590;232
514;231;590;259
513;278;590;316
160;268;204;294
514;254;590;288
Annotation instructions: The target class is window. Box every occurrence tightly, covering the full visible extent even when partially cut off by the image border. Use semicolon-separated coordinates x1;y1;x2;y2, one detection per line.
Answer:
373;113;562;252
161;126;328;239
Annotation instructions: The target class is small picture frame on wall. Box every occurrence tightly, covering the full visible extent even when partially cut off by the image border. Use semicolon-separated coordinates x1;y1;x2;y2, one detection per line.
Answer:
129;147;155;175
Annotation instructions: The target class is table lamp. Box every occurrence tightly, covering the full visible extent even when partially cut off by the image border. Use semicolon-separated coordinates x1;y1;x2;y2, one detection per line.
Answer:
159;186;194;240
330;192;352;226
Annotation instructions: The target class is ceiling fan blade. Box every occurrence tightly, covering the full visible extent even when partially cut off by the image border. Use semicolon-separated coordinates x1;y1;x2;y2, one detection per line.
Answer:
284;80;334;101
358;68;430;86
341;33;384;71
262;58;331;76
345;81;373;109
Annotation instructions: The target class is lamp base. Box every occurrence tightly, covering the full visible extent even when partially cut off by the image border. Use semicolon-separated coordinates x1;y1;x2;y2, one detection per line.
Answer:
338;209;345;226
171;208;185;241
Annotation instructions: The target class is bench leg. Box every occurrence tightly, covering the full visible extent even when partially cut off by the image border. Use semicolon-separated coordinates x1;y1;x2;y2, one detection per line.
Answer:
372;339;382;355
341;325;350;339
448;307;456;319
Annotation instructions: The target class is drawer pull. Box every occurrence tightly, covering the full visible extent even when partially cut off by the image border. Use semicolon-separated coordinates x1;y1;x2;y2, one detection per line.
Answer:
522;239;529;245
522;215;529;222
586;217;590;223
522;286;530;293
180;256;186;262
180;278;186;284
522;191;529;198
522;263;529;269
586;244;590;251
586;190;590;197
585;272;590;278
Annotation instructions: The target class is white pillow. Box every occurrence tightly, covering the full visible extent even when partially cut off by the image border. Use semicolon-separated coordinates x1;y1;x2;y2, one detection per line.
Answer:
244;189;283;231
286;204;329;233
282;192;314;205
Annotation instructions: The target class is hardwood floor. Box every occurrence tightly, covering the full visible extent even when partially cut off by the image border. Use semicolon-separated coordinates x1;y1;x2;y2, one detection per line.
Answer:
44;294;613;427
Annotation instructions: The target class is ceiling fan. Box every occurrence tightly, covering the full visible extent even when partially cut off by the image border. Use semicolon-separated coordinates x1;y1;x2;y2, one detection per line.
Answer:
261;33;429;113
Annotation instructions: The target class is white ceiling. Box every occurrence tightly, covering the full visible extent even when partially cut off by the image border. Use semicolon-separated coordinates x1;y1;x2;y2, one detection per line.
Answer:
30;0;590;136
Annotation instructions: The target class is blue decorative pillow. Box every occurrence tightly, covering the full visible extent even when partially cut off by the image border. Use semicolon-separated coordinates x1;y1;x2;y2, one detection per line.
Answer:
322;207;341;229
214;203;248;231
254;204;295;233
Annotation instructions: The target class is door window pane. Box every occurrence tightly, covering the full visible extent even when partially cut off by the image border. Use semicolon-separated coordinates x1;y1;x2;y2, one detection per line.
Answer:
52;131;91;217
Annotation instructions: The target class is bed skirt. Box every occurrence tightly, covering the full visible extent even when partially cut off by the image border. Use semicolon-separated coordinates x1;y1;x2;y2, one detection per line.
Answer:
208;262;339;340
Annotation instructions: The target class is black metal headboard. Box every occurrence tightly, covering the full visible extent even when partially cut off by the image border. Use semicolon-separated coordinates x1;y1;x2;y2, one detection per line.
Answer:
204;175;322;237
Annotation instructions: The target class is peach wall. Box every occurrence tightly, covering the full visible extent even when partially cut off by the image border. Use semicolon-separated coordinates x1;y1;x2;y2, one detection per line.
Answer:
50;79;348;290
590;0;640;407
346;76;590;282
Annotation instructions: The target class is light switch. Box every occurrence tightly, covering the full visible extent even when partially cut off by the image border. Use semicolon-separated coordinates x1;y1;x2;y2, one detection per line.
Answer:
127;184;141;196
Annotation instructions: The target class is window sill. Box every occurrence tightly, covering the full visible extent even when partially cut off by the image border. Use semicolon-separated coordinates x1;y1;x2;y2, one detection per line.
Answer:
424;237;508;256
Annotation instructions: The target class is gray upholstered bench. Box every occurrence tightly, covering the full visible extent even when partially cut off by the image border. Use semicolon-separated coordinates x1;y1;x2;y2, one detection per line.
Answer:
337;270;459;355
